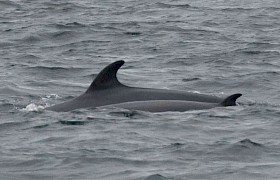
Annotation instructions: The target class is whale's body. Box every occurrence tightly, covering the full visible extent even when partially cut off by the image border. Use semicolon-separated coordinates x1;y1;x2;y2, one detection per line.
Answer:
99;94;242;112
47;61;230;112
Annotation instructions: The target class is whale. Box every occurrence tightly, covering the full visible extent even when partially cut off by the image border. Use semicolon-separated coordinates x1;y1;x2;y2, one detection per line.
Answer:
47;60;226;112
99;94;242;112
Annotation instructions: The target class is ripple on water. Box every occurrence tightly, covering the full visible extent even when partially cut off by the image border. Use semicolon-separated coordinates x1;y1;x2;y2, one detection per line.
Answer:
51;22;87;30
156;2;191;9
0;0;21;8
142;174;169;180
212;139;267;162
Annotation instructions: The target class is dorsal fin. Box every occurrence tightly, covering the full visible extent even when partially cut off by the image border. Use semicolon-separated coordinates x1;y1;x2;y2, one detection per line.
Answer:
221;93;242;106
86;60;125;92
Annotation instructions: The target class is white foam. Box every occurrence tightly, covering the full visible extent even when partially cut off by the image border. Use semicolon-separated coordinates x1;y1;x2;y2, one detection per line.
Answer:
23;103;45;112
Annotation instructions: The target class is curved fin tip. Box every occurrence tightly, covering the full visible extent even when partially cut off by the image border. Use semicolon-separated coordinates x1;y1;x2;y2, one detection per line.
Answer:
86;60;126;92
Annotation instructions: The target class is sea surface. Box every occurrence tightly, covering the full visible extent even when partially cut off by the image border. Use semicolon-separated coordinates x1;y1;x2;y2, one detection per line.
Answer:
1;0;280;179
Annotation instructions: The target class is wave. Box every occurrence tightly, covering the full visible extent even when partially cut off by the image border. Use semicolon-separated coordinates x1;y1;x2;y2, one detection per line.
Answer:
15;54;41;60
210;6;279;12
143;174;169;180
232;71;280;78
58;120;89;126
240;50;280;55
0;102;15;112
0;42;15;48
156;3;191;9
0;120;26;131
51;22;87;30
235;139;264;148
0;86;32;97
216;139;267;161
124;31;142;36
0;0;21;8
27;65;83;71
20;35;41;44
41;39;110;50
220;7;260;12
15;30;79;45
41;1;84;11
246;41;279;48
182;77;201;82
48;30;77;40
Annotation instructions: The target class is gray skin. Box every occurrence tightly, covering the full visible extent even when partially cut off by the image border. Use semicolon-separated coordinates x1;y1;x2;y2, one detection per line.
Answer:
47;60;226;112
99;94;242;112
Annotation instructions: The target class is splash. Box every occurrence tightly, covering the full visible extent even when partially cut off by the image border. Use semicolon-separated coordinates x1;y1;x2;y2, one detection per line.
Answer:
23;103;45;112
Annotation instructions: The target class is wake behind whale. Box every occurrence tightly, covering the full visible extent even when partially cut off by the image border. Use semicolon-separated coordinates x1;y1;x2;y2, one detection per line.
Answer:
47;61;240;112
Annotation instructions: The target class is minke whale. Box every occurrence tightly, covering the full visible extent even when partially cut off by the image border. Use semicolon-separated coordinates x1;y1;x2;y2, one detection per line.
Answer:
99;94;242;112
47;60;231;112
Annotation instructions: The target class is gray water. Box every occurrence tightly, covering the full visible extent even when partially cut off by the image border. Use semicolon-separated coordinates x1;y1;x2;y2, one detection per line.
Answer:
1;0;280;179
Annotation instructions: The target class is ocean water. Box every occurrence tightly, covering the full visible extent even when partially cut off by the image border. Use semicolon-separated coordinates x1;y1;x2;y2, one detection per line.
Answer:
1;0;280;179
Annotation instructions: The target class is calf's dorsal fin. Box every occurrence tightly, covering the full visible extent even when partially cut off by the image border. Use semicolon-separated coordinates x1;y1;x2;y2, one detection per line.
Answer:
86;60;125;92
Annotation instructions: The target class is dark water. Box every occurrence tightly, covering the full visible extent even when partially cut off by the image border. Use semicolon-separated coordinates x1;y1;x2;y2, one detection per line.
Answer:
1;0;280;179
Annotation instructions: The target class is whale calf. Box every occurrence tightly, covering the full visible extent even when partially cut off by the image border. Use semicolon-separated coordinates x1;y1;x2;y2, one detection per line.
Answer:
99;94;242;112
47;60;226;112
